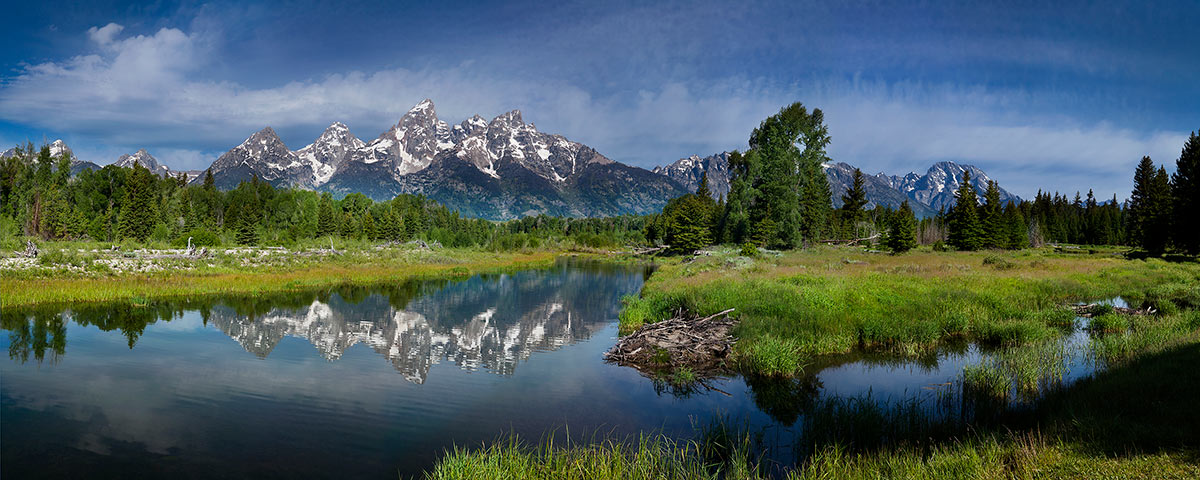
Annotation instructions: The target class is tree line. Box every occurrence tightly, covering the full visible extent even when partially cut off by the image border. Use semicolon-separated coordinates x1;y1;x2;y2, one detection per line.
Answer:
0;142;650;250
645;103;1198;256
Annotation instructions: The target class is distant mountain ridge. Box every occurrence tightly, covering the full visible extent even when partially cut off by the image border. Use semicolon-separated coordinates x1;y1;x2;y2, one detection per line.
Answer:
655;154;1020;217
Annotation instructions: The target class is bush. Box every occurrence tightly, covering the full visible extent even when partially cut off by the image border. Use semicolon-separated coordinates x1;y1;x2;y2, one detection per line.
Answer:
739;242;760;258
983;255;1017;270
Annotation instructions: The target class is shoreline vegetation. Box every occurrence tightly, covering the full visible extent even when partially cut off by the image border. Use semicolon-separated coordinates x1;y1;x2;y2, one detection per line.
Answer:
423;245;1199;479
620;245;1200;377
0;241;568;309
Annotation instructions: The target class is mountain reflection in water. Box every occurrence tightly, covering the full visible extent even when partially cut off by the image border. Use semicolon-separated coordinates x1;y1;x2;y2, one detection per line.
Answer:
3;259;650;384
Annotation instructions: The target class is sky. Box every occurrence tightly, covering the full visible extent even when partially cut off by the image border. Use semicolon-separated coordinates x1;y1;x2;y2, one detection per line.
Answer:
1;0;1197;200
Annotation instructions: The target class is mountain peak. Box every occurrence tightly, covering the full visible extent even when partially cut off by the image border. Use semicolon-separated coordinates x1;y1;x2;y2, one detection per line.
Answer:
410;98;435;113
491;110;524;127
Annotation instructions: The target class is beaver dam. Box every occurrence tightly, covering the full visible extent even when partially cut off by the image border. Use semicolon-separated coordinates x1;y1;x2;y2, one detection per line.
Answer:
604;308;737;376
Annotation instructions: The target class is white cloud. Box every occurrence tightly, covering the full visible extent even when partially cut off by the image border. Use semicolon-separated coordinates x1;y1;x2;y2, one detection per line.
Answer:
0;22;1188;202
86;22;124;46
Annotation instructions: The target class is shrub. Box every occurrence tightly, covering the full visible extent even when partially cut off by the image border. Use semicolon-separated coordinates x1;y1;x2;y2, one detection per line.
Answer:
739;242;760;258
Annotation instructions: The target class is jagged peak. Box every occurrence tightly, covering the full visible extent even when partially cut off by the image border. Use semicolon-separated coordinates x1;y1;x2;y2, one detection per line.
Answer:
490;109;524;127
409;98;435;113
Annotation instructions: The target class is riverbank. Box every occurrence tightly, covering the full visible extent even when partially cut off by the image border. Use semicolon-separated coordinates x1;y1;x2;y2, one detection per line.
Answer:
423;316;1200;479
620;245;1200;376
0;243;563;308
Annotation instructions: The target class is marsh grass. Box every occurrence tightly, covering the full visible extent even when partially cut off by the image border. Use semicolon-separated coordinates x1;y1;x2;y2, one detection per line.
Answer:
621;247;1200;377
421;430;760;480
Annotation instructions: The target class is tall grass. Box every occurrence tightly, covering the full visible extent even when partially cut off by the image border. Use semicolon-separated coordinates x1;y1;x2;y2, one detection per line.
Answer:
421;431;758;480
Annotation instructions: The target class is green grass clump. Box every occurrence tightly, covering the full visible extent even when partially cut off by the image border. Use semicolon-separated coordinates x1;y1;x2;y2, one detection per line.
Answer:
962;364;1010;405
733;336;805;377
423;432;756;480
1087;313;1128;333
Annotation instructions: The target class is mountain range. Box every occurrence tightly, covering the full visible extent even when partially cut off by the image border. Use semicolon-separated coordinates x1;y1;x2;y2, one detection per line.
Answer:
8;99;1019;219
200;100;687;219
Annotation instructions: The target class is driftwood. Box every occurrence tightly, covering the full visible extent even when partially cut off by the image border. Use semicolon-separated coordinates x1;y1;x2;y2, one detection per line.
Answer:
185;237;196;256
1072;303;1155;317
631;245;668;255
823;233;881;246
21;240;38;258
605;308;737;375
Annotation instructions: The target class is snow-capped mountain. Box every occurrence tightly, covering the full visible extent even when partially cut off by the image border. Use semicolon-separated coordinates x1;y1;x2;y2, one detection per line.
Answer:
198;99;687;219
206;127;316;189
653;152;730;199
655;153;1019;217
114;149;171;177
880;161;1020;211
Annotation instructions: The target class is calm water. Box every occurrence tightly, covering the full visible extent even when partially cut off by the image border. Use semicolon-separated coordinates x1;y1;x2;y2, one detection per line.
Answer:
1;260;1110;478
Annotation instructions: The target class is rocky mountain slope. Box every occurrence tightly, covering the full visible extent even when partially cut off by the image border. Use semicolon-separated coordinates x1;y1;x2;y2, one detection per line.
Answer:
199;99;687;219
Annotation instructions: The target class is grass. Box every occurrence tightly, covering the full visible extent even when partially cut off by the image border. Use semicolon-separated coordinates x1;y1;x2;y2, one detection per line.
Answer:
1;246;561;308
420;431;760;480
620;245;1200;377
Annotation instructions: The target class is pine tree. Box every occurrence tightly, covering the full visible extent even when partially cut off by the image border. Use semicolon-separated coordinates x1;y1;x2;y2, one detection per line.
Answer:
236;212;258;245
980;180;1004;248
947;171;983;250
696;171;713;200
885;200;917;254
316;193;336;237
118;164;158;241
203;168;215;191
362;211;378;240
840;168;868;237
1172;131;1199;254
1003;203;1029;249
1147;166;1173;255
1129;156;1172;255
662;194;713;253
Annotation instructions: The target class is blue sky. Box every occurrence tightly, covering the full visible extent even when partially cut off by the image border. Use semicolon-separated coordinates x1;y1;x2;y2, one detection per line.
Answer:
1;0;1196;199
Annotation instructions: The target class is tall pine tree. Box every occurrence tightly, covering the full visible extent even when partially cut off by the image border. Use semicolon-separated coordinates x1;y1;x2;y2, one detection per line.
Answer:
1172;131;1199;254
886;200;917;254
980;180;1004;248
117;164;158;241
1128;156;1172;255
947;171;983;250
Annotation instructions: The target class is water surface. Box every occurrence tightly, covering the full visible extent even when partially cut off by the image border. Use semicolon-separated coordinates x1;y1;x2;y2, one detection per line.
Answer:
1;261;1112;478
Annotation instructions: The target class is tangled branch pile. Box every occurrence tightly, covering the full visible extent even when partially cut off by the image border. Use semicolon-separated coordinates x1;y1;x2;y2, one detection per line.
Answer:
604;308;737;375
